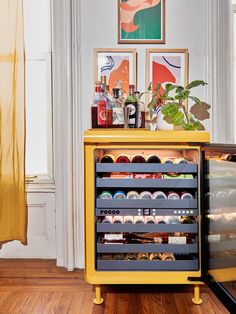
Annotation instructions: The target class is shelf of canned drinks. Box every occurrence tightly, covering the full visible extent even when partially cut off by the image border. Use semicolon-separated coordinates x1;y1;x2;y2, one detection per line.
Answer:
96;178;198;188
96;163;198;173
96;223;198;233
96;259;199;271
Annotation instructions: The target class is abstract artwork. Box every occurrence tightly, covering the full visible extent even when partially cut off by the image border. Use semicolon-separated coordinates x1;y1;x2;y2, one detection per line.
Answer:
94;48;137;94
146;49;189;95
118;0;165;44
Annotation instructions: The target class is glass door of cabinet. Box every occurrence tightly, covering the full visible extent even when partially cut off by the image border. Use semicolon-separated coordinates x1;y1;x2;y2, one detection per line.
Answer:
201;144;236;313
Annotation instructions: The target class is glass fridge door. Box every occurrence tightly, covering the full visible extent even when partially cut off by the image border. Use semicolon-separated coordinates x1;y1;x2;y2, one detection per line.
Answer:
202;144;236;312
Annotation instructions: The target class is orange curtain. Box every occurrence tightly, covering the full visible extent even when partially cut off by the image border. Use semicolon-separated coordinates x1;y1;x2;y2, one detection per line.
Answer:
0;0;27;245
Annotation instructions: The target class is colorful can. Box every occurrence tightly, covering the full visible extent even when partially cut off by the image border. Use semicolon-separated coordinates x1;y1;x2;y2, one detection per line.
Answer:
126;191;139;199
99;191;113;199
113;191;126;199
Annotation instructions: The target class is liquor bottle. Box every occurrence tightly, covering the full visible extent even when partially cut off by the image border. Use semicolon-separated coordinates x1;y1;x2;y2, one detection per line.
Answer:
146;155;161;163
161;157;174;163
99;154;115;163
131;155;146;163
96;76;107;128
91;81;102;128
105;85;113;128
116;154;130;163
134;91;145;128
111;87;125;128
124;84;139;128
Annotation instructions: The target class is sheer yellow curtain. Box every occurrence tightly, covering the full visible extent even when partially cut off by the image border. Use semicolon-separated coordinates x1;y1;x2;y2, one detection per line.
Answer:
0;0;27;245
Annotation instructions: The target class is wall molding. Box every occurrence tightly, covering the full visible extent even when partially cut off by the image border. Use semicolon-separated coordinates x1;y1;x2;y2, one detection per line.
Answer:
203;0;234;143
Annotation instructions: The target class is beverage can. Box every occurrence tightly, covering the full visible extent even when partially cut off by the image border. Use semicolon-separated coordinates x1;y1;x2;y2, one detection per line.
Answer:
139;191;153;199
152;191;167;199
167;192;180;200
180;192;193;199
126;191;139;199
113;191;126;199
99;191;113;199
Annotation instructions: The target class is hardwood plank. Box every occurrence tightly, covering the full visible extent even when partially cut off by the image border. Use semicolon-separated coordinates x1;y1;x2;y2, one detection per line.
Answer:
0;259;230;314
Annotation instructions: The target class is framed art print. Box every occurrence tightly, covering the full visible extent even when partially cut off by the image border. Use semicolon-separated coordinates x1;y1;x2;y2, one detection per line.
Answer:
146;49;189;97
118;0;165;44
94;48;137;94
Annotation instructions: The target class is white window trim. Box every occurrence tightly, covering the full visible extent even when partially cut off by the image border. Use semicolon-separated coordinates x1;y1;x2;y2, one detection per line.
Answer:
203;0;234;143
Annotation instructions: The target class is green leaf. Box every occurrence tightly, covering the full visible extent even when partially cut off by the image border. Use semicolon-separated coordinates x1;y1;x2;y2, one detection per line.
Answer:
175;90;190;100
161;103;178;118
172;111;185;126
147;82;152;91
189;96;202;104
183;121;201;131
164;83;176;91
175;86;184;94
185;80;208;90
154;83;161;92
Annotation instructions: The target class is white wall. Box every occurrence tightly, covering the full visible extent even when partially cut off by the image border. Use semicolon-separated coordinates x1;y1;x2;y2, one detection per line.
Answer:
81;0;209;131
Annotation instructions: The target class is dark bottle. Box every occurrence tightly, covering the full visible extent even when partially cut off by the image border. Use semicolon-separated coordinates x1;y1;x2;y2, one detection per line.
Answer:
116;154;130;163
99;154;115;163
105;85;113;128
134;91;145;128
124;84;139;128
146;155;161;163
131;155;146;163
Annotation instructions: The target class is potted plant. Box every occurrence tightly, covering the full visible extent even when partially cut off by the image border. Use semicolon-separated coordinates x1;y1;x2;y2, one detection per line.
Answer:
146;80;210;131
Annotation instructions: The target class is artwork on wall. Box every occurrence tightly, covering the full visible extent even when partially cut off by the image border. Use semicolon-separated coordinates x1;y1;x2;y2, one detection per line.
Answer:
118;0;165;44
146;49;189;96
94;48;137;94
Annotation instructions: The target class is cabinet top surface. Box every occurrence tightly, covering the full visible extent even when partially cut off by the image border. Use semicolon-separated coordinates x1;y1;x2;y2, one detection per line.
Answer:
83;129;210;144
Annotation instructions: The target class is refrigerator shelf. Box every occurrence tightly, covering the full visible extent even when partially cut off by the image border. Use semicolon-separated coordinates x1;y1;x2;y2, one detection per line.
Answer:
96;178;198;188
97;243;198;254
96;208;198;216
209;239;236;252
96;223;198;233
96;163;198;173
96;199;198;209
96;260;199;271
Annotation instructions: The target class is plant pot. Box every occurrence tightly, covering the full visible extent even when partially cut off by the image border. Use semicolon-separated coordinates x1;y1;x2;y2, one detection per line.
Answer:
156;112;174;131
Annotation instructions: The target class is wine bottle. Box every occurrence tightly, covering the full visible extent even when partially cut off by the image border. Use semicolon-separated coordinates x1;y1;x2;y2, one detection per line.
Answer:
134;216;144;224
146;155;161;163
144;216;155;224
131;155;146;163
124;84;139;128
102;216;113;223
91;81;101;128
124;216;134;224
99;154;115;163
125;253;138;260
113;216;123;223
116;154;130;163
180;192;193;199
167;192;180;200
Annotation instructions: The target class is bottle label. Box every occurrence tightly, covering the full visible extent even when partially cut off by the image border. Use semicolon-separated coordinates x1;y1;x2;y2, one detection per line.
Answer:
97;101;106;125
127;104;136;125
113;108;124;125
168;236;186;244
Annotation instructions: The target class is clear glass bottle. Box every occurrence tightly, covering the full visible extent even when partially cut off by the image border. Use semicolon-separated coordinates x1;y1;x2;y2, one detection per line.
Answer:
111;87;125;128
124;84;139;128
91;81;102;128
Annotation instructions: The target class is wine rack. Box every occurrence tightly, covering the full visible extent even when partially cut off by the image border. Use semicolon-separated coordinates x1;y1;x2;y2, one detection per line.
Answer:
94;157;199;271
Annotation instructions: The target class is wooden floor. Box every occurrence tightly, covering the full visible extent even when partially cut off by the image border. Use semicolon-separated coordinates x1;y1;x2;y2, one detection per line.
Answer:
0;259;229;314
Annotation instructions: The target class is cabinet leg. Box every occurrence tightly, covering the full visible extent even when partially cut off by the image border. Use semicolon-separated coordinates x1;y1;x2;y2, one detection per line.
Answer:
93;285;104;305
192;284;203;305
